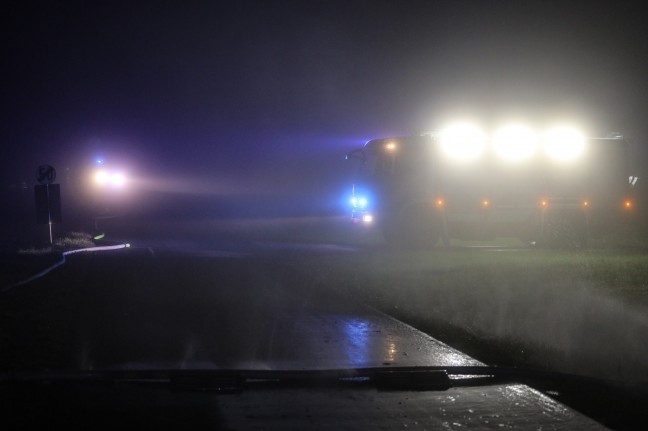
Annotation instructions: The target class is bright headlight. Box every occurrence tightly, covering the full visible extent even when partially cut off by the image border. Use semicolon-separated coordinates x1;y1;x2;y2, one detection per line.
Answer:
493;125;538;161
95;170;109;185
440;123;486;161
111;172;126;187
543;127;585;161
94;169;127;188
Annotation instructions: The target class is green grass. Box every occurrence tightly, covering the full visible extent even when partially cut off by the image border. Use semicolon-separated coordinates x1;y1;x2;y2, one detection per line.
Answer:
54;231;95;250
290;246;648;380
17;232;95;255
302;248;648;303
17;247;54;255
3;232;95;288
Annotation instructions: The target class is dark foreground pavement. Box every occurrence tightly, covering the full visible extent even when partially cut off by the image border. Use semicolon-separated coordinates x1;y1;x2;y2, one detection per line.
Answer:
1;244;617;430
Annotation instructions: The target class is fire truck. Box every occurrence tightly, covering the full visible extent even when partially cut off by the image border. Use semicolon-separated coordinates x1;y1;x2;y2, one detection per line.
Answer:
346;124;635;248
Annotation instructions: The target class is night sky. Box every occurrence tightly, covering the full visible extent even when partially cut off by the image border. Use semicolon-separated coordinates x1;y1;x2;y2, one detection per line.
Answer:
2;1;648;208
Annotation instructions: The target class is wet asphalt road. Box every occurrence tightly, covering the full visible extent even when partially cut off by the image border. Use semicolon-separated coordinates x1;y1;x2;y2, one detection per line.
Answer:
4;238;648;430
0;241;479;371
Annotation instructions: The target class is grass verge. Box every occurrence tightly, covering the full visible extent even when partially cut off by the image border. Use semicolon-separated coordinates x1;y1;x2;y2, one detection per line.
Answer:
2;232;95;288
293;246;648;382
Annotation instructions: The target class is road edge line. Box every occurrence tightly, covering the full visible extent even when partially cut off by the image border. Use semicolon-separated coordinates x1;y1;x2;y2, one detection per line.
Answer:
1;244;128;293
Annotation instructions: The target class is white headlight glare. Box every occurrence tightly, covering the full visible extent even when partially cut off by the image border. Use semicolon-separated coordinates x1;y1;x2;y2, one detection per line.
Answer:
440;123;486;161
543;127;585;161
95;170;108;185
493;125;538;161
94;170;127;187
111;173;126;186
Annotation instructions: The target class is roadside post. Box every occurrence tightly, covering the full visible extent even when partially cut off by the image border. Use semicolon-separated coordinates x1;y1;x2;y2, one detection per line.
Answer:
35;164;62;245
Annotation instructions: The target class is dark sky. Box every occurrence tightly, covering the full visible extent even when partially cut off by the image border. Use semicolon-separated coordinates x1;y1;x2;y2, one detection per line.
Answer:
2;0;648;194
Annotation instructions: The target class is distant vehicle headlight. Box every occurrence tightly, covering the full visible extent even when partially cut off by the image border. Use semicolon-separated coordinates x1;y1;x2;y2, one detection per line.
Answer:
95;170;109;185
111;172;126;187
543;127;585;161
440;123;486;161
94;170;127;188
493;125;538;161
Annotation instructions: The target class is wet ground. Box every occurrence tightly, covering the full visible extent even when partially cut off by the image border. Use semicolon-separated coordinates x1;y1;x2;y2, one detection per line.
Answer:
2;214;647;378
0;242;480;371
2;215;648;428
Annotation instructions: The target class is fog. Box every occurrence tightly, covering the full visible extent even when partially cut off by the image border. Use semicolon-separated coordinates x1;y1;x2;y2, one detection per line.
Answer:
2;1;648;389
3;1;648;192
427;280;648;381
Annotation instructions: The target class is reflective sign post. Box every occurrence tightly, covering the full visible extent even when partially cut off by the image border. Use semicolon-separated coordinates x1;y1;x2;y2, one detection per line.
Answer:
35;165;61;245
